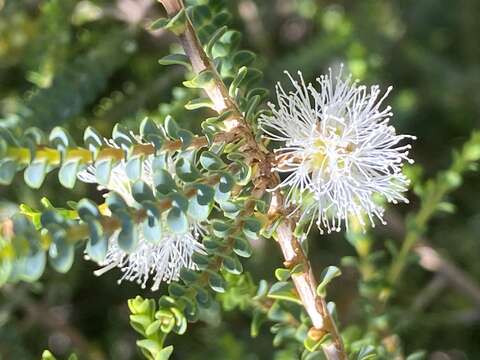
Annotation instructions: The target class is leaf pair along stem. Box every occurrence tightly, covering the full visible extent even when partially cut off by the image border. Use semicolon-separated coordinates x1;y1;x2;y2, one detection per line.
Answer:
157;1;347;358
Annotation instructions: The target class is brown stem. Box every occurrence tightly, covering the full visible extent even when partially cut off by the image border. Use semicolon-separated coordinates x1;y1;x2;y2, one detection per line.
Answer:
158;1;347;358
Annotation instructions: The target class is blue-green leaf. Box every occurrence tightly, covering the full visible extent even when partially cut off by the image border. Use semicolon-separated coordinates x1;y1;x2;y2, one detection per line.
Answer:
125;154;143;181
112;124;134;151
132;180;155;203
95;157;113;186
175;157;201;182
167;206;188;234
154;169;177;195
117;210;138;253
142;215;162;244
48;227;74;273
77;199;100;220
84;127;104;155
85;218;108;263
0;159;17;185
200;151;224;170
49;127;74;152
59;159;81;188
24;159;48;188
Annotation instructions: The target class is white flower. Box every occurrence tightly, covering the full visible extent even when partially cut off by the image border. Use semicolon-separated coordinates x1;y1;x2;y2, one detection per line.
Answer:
260;67;415;233
93;229;202;290
78;141;203;290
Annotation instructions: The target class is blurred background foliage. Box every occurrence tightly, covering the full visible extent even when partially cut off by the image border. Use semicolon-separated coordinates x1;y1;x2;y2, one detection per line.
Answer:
0;0;479;359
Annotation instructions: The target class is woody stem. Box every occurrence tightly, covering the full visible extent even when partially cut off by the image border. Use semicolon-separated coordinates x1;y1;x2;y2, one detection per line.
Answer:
158;1;347;358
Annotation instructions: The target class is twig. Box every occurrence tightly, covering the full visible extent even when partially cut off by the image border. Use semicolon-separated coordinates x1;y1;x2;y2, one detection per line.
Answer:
415;244;480;308
157;1;347;358
411;274;447;312
384;210;480;308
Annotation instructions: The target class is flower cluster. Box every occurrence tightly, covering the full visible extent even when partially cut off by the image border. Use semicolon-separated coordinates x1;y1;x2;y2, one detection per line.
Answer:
78;143;203;290
260;67;415;233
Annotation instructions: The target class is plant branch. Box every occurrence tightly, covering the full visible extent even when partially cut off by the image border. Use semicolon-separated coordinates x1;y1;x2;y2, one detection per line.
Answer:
158;1;347;358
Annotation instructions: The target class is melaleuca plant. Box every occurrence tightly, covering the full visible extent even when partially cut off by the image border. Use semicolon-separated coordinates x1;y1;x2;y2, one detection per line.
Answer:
1;1;480;360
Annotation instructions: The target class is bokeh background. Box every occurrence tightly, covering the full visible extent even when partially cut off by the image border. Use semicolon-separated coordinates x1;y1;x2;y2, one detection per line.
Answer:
1;0;479;359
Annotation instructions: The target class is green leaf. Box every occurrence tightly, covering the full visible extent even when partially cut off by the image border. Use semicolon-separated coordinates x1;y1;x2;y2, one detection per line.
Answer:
267;281;302;304
207;271;226;293
406;351;427;360
150;17;169;30
168;283;187;297
158;54;191;69
245;95;261;122
233;236;252;258
229;66;248;96
164;8;187;35
200;151;224;170
193;184;215;205
180;267;200;284
185;97;214;110
177;129;193;150
220;200;241;218
192;252;210;269
214;172;235;202
234;161;251;185
206;25;228;56
250;309;266;337
357;345;376;360
241;67;263;87
317;266;342;296
212;219;231;237
156;345;174;360
183;70;215;89
137;339;162;356
275;268;291;282
233;50;256;68
41;350;57;360
24;159;48;188
304;333;329;352
222;254;243;275
164;115;180;139
242;216;261;240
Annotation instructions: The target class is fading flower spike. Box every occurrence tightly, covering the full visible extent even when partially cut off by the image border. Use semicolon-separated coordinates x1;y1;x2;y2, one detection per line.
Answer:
78;140;203;290
260;67;415;234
